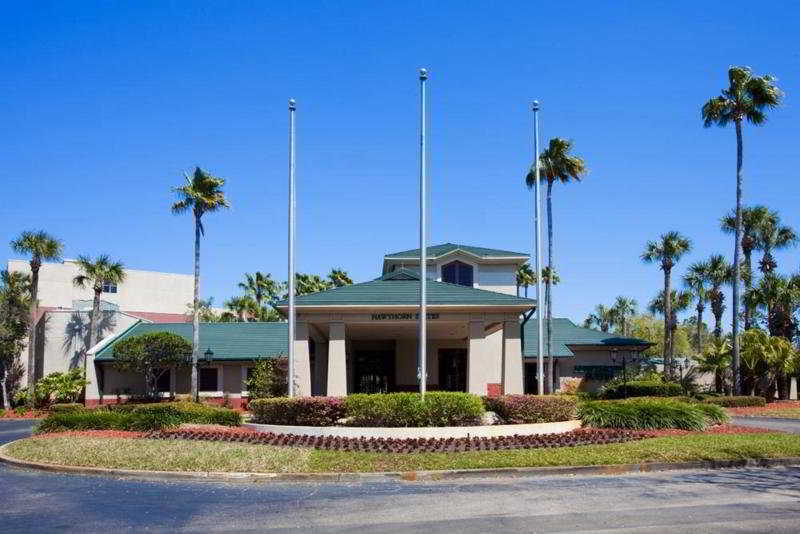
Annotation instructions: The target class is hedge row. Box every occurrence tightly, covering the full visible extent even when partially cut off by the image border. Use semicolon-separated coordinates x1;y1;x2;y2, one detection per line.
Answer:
36;402;241;433
250;393;484;427
702;396;767;408
599;381;684;400
483;395;577;424
146;427;650;453
578;398;729;431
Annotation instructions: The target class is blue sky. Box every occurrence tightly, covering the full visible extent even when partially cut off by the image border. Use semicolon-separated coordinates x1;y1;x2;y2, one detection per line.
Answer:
2;1;799;329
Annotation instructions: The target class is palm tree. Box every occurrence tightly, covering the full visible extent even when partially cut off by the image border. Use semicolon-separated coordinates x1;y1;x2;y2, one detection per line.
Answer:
703;66;783;395
694;337;731;394
745;273;800;339
239;272;281;309
515;263;534;297
583;304;615;332
328;268;353;288
641;232;692;378
648;289;693;370
753;210;796;275
721;206;769;329
611;296;638;337
224;295;258;322
72;255;126;355
171;167;230;401
684;261;710;351
525;137;588;393
294;273;332;296
704;254;733;339
10;230;63;406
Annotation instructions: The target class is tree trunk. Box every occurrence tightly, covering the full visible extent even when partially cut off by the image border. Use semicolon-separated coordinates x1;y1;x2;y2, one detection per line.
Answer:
88;288;101;364
545;180;554;393
26;259;40;408
663;266;672;380
0;364;9;411
743;249;752;331
696;304;703;352
731;119;743;395
192;213;201;402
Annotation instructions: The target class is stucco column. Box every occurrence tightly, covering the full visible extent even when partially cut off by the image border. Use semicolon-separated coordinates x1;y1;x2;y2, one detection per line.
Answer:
327;322;347;396
293;321;312;396
467;319;489;395
84;351;101;406
502;320;523;394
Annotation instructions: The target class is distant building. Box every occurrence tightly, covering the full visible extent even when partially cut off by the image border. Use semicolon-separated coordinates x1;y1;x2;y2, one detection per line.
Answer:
7;259;193;382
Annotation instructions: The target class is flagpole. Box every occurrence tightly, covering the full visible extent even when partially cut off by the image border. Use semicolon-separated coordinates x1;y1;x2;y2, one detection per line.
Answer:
418;68;428;398
288;98;296;398
532;101;544;396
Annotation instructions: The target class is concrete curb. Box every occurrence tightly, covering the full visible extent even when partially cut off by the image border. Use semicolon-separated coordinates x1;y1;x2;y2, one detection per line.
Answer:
1;440;799;484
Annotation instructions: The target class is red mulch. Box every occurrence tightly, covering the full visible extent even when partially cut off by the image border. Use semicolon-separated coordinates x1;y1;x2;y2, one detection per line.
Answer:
32;430;145;439
728;401;800;416
1;412;47;419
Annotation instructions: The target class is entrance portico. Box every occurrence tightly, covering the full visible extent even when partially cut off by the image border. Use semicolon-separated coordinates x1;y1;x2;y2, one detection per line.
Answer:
277;269;535;396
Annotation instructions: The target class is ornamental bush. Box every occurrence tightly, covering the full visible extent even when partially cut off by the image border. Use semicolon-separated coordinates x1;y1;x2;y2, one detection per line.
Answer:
49;403;86;413
110;402;241;426
599;380;683;400
37;411;135;433
702;396;767;408
344;392;484;427
578;398;726;431
482;395;577;424
249;397;346;426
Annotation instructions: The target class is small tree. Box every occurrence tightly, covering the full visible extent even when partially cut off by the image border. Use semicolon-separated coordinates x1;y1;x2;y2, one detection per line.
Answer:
112;332;191;399
245;356;289;399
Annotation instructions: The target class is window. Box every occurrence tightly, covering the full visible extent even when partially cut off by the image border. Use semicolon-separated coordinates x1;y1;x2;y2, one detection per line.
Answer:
441;261;473;287
155;369;171;393
102;281;117;293
199;367;219;392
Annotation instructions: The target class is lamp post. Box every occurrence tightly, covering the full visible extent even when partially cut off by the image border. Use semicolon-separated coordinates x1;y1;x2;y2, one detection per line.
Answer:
288;98;296;398
610;349;642;399
531;101;544;395
418;67;428;398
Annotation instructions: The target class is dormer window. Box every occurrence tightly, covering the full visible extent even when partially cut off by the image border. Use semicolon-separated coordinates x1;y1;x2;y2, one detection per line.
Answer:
102;281;117;294
442;261;473;287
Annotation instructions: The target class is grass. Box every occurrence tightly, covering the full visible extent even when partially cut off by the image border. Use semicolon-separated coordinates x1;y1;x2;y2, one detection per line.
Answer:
5;433;800;473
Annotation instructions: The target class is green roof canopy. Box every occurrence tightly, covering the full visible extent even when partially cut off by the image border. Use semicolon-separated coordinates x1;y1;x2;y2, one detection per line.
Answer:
276;268;536;309
94;322;288;362
522;318;652;358
384;242;528;260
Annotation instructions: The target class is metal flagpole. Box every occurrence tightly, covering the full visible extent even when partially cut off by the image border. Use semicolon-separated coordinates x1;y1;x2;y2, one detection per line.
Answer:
418;68;428;398
532;101;544;396
288;98;296;398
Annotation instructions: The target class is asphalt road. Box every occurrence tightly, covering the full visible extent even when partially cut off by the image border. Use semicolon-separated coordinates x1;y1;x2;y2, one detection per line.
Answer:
2;420;800;533
732;415;800;434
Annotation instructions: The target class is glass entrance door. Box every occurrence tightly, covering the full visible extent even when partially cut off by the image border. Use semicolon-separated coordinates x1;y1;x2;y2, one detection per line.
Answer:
353;351;395;393
438;349;467;391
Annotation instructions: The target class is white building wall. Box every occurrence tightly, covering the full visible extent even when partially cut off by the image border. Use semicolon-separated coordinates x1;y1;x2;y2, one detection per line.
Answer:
8;259;192;314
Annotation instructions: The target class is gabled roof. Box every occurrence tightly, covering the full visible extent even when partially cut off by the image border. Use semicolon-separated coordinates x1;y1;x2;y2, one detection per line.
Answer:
384;243;528;261
276;268;536;309
522;318;652;358
94;321;288;362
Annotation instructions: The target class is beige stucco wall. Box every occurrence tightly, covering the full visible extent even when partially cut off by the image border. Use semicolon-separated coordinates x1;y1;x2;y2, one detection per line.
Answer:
8;259;193;314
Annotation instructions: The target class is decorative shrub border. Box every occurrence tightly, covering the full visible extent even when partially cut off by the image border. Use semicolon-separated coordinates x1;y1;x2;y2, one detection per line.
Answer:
145;427;650;453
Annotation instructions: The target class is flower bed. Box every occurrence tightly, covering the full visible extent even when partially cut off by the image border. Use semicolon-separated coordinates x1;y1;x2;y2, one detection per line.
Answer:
144;427;649;453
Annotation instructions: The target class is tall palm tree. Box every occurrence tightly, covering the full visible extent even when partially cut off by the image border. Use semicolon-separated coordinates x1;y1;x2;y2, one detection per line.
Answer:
327;268;353;288
641;231;692;379
745;273;800;339
648;289;693;373
703;66;783;394
10;230;63;406
721;206;769;329
583;304;615;332
610;296;637;337
72;255;126;354
684;261;710;351
224;295;258;322
525;137;588;393
703;254;733;340
753;210;796;275
171;167;230;401
515;263;534;297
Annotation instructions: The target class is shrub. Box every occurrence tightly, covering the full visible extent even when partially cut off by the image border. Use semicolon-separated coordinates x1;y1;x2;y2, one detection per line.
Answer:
599;380;683;400
37;411;135;433
49;403;85;413
578;398;711;430
483;395;577;424
693;403;730;425
246;357;289;399
702;396;767;408
344;392;484;427
250;397;346;426
109;402;241;426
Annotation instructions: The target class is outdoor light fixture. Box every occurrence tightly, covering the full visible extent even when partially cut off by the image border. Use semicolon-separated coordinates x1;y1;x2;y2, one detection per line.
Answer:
204;347;214;364
610;348;642;399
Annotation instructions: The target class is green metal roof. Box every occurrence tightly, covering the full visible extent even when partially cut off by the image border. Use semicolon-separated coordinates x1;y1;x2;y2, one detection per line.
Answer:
384;243;528;260
276;269;536;308
522;318;652;358
94;321;288;362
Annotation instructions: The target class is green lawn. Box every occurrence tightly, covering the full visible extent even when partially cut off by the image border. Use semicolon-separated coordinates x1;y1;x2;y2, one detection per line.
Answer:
6;433;800;473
